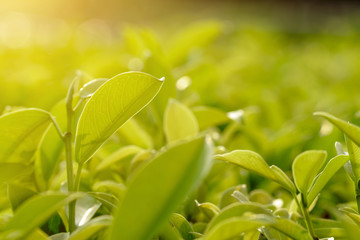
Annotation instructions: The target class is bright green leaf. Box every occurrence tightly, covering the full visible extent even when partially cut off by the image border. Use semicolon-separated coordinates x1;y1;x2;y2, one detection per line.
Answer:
108;136;213;240
292;150;327;195
314;112;360;147
216;150;296;193
75;71;164;164
0;109;52;163
164;99;199;143
307;154;349;205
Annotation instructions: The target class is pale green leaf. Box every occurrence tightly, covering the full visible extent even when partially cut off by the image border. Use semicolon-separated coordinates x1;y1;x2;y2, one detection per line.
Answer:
204;215;274;240
75;71;164;164
68;215;112;240
108;136;213;240
292;150;327;195
1;193;83;239
307;154;349;205
164;99;199;143
0;109;52;163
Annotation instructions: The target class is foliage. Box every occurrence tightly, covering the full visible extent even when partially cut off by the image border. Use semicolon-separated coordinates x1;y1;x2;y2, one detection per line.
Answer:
1;16;360;239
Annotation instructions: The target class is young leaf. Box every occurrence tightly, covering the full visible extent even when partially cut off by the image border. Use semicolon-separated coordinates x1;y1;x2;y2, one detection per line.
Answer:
204;215;274;240
75;71;164;164
307;154;349;205
68;215;112;240
216;150;296;193
292;150;327;196
108;136;213;240
314;112;360;147
0;109;52;163
0;193;83;239
169;213;194;240
164;99;199;143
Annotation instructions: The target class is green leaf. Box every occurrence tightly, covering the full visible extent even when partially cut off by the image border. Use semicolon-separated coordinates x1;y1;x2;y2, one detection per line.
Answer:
206;202;271;233
68;215;112;240
169;213;195;240
204;215;274;240
307;154;349;205
0;163;32;183
1;193;82;239
95;145;143;172
108;136;213;240
79;78;108;98
0;109;52;163
195;200;220;221
314;112;360;147
216;150;296;193
192;106;229;130
75;71;164;164
292;150;327;196
164;99;199;143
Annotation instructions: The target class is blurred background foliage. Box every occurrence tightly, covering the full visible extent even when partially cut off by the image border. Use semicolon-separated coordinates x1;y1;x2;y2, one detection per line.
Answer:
1;0;360;212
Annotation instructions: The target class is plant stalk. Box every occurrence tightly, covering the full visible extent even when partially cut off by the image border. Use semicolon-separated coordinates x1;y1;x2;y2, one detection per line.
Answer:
293;193;317;239
65;76;76;233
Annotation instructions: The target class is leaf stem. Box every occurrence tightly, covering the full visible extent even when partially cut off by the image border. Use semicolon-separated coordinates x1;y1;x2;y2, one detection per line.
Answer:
50;115;65;139
293;193;317;239
74;162;83;192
